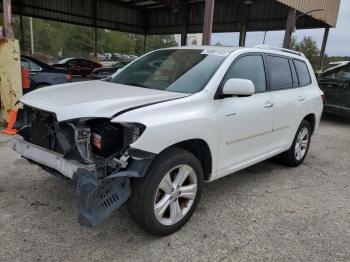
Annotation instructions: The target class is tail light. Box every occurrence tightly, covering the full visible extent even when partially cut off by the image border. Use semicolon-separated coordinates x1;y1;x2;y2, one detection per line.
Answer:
66;74;72;82
320;90;325;103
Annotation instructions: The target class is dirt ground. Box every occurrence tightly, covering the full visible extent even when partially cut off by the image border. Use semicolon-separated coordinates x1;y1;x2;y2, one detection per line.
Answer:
0;115;349;262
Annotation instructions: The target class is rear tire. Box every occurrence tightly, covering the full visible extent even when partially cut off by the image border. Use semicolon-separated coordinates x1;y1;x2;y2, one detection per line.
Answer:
128;148;203;236
279;120;311;167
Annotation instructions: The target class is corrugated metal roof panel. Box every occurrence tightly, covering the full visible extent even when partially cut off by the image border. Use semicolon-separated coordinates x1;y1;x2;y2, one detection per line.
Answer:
277;0;341;27
2;0;341;34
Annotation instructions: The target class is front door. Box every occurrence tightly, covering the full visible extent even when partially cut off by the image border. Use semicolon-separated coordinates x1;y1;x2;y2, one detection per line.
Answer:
215;54;274;176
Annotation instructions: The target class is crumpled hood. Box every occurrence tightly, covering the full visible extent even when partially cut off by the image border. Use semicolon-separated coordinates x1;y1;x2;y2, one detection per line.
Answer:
20;80;188;121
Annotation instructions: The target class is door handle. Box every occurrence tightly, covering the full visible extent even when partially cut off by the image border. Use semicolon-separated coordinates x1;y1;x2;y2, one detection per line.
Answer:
264;101;274;108
297;96;305;102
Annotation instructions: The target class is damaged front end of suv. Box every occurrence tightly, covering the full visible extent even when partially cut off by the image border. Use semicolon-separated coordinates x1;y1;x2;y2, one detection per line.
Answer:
11;105;155;226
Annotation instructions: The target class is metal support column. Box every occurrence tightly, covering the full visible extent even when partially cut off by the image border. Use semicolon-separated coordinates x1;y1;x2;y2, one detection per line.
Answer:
239;2;251;47
283;8;296;49
202;0;215;45
19;0;25;51
181;32;187;46
29;17;34;55
92;0;97;59
2;0;14;38
180;5;189;46
319;27;330;70
143;34;147;54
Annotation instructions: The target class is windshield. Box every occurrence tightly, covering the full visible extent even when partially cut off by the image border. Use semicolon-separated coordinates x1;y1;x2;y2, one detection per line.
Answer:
110;49;228;94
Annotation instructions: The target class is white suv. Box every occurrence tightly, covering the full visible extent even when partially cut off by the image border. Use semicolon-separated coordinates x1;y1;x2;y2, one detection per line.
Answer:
12;46;323;235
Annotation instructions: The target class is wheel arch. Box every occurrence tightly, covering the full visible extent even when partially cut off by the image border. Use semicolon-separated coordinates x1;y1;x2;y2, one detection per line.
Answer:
303;113;316;135
161;139;213;181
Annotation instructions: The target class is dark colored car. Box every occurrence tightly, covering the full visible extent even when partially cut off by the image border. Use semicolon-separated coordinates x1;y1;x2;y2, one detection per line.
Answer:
21;55;72;92
52;58;102;76
318;61;350;118
91;61;129;79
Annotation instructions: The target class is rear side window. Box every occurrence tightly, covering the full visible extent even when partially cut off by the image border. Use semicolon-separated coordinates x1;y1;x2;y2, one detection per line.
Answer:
266;56;293;90
224;55;266;92
289;60;299;87
294;60;312;86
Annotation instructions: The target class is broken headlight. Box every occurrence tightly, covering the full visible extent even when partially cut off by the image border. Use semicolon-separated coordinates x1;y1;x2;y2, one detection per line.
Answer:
122;123;146;145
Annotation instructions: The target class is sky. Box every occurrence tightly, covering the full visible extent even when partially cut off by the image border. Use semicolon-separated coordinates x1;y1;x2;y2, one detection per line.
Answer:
211;0;350;57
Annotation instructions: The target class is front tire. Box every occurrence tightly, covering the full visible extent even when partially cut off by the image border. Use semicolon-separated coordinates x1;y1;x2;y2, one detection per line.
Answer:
279;120;312;167
128;148;203;236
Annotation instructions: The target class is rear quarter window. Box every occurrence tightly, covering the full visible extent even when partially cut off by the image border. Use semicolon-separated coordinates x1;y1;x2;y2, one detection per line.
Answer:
293;60;312;86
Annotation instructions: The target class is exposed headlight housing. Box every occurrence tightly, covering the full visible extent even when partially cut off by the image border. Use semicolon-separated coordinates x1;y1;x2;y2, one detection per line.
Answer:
122;123;146;145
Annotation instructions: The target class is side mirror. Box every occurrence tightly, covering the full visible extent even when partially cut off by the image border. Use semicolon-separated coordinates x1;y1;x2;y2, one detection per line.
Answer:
222;78;255;96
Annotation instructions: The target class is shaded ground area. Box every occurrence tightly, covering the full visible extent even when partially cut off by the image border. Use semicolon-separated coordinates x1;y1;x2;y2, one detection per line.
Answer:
0;115;349;262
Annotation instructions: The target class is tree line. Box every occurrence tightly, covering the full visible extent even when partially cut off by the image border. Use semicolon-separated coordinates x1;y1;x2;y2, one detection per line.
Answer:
1;15;177;62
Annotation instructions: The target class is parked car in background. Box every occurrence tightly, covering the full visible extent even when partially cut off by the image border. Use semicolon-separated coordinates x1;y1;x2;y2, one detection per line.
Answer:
91;61;129;79
52;58;102;76
12;46;323;236
318;61;350;118
21;55;71;92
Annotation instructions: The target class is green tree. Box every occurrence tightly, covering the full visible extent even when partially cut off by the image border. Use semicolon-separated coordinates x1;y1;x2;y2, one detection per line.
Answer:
1;15;177;59
291;36;320;69
132;34;177;55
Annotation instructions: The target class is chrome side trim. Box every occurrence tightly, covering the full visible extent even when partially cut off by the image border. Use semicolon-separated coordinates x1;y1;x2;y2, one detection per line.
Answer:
10;135;94;179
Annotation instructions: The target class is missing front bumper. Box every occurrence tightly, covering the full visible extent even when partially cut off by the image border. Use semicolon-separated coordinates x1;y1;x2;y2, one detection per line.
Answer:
11;135;94;179
11;135;132;226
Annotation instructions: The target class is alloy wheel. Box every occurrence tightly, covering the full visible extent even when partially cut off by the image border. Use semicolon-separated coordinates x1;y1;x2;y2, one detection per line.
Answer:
295;127;309;161
154;164;198;226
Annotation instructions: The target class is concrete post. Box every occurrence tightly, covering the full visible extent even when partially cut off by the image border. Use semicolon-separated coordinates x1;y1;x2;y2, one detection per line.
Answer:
0;39;23;124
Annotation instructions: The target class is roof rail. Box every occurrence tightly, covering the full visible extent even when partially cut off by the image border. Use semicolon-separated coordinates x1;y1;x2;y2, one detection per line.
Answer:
254;45;305;57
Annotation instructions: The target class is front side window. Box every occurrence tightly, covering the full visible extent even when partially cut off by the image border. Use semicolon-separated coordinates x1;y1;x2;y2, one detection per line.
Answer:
267;56;293;90
111;49;227;94
223;55;266;93
294;60;312;86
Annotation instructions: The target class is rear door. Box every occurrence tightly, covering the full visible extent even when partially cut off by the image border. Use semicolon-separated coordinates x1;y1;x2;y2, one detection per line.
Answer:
267;55;305;153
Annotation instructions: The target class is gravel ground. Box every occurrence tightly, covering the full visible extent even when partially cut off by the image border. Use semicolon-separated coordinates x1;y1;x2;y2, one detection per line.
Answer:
0;115;349;262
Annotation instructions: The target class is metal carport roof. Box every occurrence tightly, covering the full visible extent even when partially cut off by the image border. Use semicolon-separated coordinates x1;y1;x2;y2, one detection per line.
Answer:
0;0;340;35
